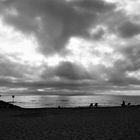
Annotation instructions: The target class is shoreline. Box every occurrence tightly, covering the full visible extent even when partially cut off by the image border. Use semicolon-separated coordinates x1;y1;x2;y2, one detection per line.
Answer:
1;94;140;109
1;100;140;110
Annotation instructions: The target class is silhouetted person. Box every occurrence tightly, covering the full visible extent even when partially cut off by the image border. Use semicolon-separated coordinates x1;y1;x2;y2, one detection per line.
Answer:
94;103;98;108
12;95;15;102
127;102;131;106
121;100;126;107
89;103;93;108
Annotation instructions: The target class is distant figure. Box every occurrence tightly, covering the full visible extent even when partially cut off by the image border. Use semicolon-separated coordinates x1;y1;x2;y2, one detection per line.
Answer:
127;102;131;106
94;103;98;108
12;95;15;103
58;106;61;109
121;100;126;107
89;103;93;108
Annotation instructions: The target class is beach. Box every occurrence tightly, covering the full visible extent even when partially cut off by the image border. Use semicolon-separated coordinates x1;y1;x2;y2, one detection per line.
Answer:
0;106;140;140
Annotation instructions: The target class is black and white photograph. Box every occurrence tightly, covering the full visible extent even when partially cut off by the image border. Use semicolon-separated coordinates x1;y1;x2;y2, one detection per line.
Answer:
0;0;140;139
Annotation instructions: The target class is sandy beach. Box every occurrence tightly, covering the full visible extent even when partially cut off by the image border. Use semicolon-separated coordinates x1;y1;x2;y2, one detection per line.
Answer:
0;106;140;140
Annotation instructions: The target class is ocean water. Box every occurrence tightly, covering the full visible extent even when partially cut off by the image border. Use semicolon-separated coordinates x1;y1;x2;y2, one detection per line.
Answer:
1;94;140;108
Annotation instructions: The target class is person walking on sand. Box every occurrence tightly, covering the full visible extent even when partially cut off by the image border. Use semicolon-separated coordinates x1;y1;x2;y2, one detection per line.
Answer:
94;103;98;108
121;100;126;107
127;102;131;106
89;103;93;108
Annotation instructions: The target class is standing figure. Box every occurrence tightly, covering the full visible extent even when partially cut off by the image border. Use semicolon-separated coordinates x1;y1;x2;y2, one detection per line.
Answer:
121;100;126;107
12;95;15;103
127;102;131;106
89;103;93;108
94;103;98;108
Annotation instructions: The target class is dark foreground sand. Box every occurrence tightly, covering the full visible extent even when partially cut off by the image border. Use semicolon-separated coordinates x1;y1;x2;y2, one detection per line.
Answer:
0;107;140;140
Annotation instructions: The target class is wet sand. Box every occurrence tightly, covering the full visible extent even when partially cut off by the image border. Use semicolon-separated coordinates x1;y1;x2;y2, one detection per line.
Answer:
0;107;140;140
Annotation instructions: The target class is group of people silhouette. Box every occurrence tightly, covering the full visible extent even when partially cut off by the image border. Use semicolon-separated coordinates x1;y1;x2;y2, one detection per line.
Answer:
121;100;131;107
88;100;132;108
89;103;98;108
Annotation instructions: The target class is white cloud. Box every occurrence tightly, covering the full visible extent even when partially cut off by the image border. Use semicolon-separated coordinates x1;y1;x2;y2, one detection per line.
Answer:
104;0;140;15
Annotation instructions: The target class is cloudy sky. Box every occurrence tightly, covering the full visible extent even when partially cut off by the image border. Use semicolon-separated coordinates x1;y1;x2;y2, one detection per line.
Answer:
0;0;140;96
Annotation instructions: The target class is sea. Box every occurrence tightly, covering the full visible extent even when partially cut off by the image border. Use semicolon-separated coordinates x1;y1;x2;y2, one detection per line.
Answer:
1;94;140;108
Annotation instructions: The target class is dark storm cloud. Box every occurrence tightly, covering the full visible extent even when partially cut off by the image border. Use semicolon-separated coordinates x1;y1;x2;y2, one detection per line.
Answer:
42;61;92;80
117;21;140;38
107;44;140;85
108;67;140;86
0;54;42;84
0;0;116;55
71;0;115;13
122;45;140;71
0;77;92;90
55;62;90;80
0;55;23;78
0;77;14;87
53;61;91;80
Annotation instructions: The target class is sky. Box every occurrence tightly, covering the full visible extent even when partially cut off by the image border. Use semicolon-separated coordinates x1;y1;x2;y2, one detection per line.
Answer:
0;0;140;96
